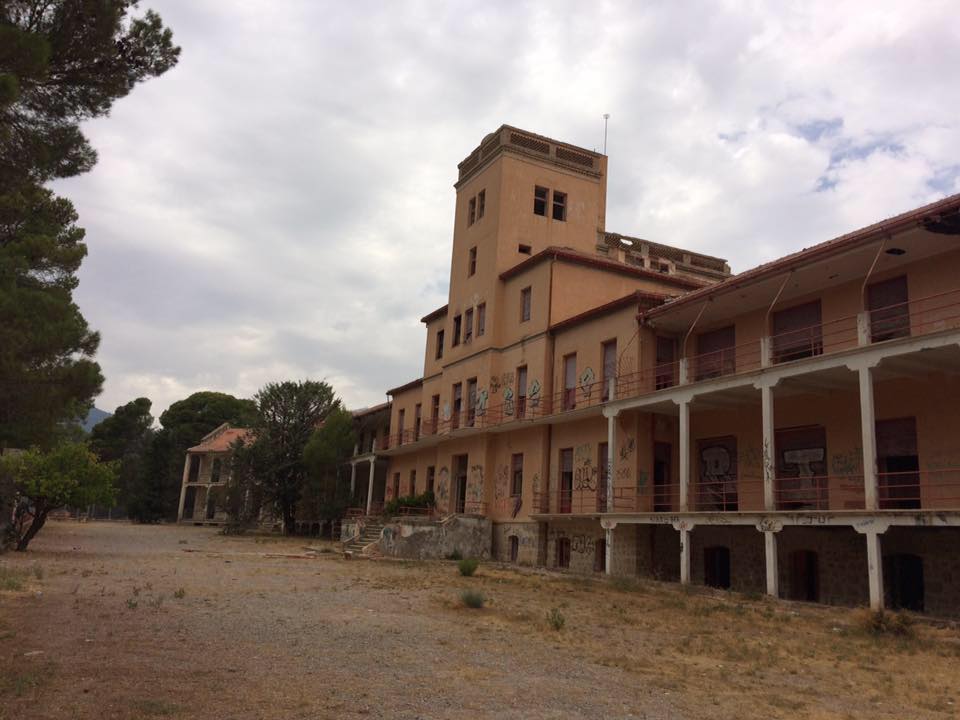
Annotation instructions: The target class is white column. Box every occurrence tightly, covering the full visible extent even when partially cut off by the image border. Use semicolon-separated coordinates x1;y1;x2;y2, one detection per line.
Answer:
856;311;871;347
678;400;690;512
605;526;613;576
760;383;776;511
350;462;357;498
365;458;376;515
679;528;691;585
865;530;885;610
764;531;779;597
679;357;689;385
857;365;879;511
760;336;772;368
606;412;616;512
176;454;191;521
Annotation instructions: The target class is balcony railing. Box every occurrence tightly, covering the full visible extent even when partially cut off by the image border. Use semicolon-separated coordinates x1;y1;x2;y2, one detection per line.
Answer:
383;288;960;450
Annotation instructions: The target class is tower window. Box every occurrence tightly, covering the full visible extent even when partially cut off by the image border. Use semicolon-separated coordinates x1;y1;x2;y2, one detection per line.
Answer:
452;315;462;346
468;196;477;226
435;329;444;359
468;246;477;277
520;287;532;322
534;186;548;216
464;308;473;343
476;303;486;337
477;190;485;219
552;190;567;221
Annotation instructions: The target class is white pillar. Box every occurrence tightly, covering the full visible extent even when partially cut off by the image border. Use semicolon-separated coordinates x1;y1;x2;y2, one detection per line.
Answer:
606;412;616;512
865;530;885;610
760;383;776;511
856;311;871;347
365;458;376;515
679;528;691;585
760;336;772;368
350;462;357;498
764;531;779;597
678;400;690;512
679;357;689;385
605;527;613;576
177;454;191;521
857;365;879;511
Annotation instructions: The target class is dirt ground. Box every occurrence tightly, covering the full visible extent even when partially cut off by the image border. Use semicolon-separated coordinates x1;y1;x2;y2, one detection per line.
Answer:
1;522;958;720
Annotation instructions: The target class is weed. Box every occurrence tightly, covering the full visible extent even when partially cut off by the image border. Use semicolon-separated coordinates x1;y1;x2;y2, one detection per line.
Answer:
126;596;139;610
147;594;165;610
460;590;485;609
853;608;915;638
132;586;142;597
31;565;43;580
178;540;188;545
132;699;181;716
458;558;479;577
547;607;566;631
0;568;26;591
173;588;186;600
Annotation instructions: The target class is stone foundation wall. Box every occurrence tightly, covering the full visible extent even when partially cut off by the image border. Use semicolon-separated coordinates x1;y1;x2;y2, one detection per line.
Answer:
378;516;492;560
776;526;868;608
882;527;960;618
691;526;766;594
545;519;604;574
491;522;542;566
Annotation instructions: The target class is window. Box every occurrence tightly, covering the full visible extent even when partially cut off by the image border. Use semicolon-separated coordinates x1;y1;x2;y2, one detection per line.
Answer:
452;315;462;346
431;394;440;433
518;243;532;255
397;409;405;444
452;383;462;430
211;458;222;484
772;300;823;363
598;442;608;511
556;536;571;568
426;466;435;495
392;472;400;499
435;329;444;360
188;455;200;483
509;535;519;563
454;454;468;513
694;325;736;380
468;246;477;277
511;453;523;496
534;186;548;216
464;308;473;343
520;286;532;322
868;275;910;341
594;537;606;573
468;196;477;226
476;303;486;337
563;353;577;410
466;377;477;427
516;365;528;419
413;404;421;441
601;340;617;401
559;448;573;513
552;190;567;221
704;546;731;589
409;469;416;495
655;336;677;389
477;189;485;219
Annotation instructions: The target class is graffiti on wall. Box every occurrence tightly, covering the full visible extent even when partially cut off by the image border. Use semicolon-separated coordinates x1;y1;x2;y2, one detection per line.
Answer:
469;464;485;502
529;379;542;408
579;367;596;399
503;387;514;416
548;529;597;555
476;389;489;417
495;465;509;500
619;437;636;461
831;448;861;475
437;466;450;506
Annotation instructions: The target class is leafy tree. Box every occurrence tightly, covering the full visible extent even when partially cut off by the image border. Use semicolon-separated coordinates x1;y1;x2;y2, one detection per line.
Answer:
0;2;179;450
228;381;340;534
1;442;116;550
301;407;356;526
88;397;152;518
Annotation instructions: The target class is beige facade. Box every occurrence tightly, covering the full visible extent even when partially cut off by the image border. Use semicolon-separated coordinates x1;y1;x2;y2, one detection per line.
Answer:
375;125;960;617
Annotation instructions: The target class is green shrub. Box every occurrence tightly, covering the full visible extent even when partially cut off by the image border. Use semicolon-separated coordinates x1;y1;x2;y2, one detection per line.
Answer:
461;590;485;609
458;558;479;577
547;607;566;631
384;490;436;516
854;608;915;638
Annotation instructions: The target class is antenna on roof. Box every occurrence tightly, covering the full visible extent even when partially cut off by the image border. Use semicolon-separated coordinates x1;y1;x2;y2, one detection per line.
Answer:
602;113;610;155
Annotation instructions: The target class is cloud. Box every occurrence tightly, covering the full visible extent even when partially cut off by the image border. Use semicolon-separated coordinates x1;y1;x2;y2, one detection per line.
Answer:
51;0;960;417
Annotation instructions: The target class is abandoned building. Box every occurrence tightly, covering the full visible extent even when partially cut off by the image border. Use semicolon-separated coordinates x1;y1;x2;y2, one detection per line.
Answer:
345;124;960;618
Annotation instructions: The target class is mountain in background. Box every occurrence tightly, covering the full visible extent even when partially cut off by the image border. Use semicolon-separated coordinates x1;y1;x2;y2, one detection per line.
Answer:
82;407;112;433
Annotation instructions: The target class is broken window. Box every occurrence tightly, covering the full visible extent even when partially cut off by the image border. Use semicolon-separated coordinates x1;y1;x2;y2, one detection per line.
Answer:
435;329;444;360
468;246;477;277
452;315;462;346
452;383;462;430
511;453;523;496
520;286;531;322
552;190;567;221
413;403;421;441
516;365;528;418
533;186;548;216
468;196;476;226
466;377;477;427
464;308;473;343
477;189;485;219
476;303;486;337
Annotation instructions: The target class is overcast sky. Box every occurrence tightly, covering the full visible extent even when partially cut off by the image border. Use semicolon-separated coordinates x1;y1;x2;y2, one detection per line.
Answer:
54;0;960;419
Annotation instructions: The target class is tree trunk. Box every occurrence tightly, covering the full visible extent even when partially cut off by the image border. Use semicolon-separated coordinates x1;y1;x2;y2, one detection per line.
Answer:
16;509;47;551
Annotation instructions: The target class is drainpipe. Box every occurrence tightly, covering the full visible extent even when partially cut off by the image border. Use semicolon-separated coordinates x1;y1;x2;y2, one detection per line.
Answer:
762;272;793;367
857;238;887;346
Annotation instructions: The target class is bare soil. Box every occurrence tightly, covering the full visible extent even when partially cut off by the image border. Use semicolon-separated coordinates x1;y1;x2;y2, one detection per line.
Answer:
1;522;958;720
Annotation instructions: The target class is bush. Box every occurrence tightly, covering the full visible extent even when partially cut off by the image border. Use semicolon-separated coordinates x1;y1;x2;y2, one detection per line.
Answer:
384;490;436;516
854;608;915;637
458;558;479;577
547;607;566;631
461;590;485;609
173;588;186;599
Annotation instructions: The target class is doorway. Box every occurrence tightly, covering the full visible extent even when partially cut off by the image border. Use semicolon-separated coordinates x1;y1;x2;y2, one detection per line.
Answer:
509;535;519;563
788;550;820;602
654;442;672;512
703;546;731;589
182;486;197;520
885;554;924;611
454;454;468;514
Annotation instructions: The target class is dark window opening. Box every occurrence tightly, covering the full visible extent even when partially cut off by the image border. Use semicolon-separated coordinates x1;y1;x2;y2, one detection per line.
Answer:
518;243;532;255
594;538;606;573
516;365;528;418
452;315;462;346
563;353;577;411
476;303;486;337
392;472;400;500
788;550;820;602
431;394;440;434
598;442;608;512
452;383;462;430
397;409;405;445
534;186;548;216
182;487;197;519
703;546;731;589
509;535;519;563
210;458;222;483
188;455;201;483
436;329;444;359
413;404;421;441
654;442;672;512
468;246;477;277
877;417;920;509
426;466;435;495
409;470;416;496
464;308;473;343
694;325;736;380
477;189;485;219
885;553;924;611
511;453;523;497
772;300;823;363
468;196;476;226
466;378;477;427
868;275;910;342
559;448;573;513
454;454;468;513
556;537;571;568
552;190;567;221
602;339;617;401
655;336;677;389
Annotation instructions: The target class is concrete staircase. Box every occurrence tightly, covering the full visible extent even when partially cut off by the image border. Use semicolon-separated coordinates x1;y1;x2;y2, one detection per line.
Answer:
342;519;384;555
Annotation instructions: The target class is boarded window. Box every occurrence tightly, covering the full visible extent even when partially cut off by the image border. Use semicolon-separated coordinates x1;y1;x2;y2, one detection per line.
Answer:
697;436;738;511
695;325;736;380
533;186;548;216
772;300;823;362
776;426;828;510
868;275;910;341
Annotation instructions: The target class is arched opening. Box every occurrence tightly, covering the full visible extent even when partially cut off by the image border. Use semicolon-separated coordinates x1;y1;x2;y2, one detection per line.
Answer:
788;550;819;602
703;546;731;589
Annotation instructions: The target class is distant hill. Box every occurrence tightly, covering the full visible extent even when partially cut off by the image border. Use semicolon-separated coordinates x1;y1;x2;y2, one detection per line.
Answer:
82;407;112;433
